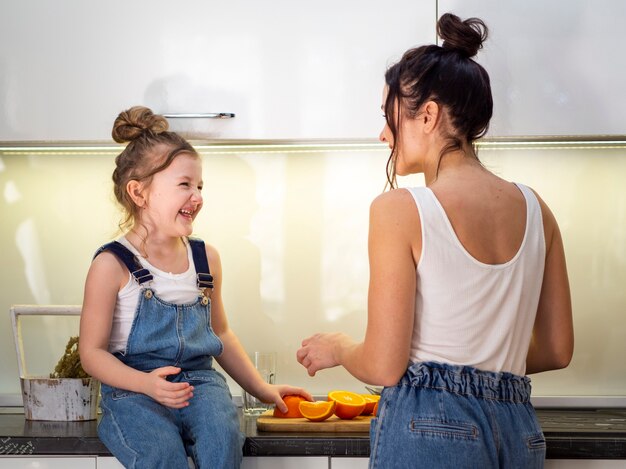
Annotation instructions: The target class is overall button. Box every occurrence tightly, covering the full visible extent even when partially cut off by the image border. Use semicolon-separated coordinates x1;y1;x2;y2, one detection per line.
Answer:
201;296;209;305
144;289;153;299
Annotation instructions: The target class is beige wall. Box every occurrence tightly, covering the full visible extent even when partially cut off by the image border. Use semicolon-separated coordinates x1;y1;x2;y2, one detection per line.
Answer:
0;142;624;400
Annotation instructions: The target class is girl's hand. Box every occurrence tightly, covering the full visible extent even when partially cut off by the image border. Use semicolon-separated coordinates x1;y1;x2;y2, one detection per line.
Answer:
296;332;353;377
257;384;313;414
141;366;194;409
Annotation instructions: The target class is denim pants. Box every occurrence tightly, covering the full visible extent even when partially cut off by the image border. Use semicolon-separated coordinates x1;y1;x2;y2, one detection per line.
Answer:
96;241;244;469
369;362;546;469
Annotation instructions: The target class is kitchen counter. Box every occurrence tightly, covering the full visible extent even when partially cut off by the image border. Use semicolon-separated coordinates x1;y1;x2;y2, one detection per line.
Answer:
0;408;625;459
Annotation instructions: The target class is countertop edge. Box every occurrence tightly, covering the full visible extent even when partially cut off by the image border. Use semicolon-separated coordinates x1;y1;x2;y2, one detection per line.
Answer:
2;409;626;459
1;434;625;459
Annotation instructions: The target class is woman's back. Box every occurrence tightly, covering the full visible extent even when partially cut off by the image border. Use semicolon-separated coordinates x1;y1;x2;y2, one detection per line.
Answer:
407;170;546;375
430;170;528;265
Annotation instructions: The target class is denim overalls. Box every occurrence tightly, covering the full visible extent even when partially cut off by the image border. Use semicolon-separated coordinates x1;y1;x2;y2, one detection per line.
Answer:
95;239;244;469
369;362;546;469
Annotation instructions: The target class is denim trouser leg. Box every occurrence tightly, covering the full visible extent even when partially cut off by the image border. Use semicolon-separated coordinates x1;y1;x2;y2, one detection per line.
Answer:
98;390;189;469
179;370;245;469
368;362;546;469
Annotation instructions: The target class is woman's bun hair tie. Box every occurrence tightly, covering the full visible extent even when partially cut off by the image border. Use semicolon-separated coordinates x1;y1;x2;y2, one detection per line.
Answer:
112;106;169;143
438;13;488;58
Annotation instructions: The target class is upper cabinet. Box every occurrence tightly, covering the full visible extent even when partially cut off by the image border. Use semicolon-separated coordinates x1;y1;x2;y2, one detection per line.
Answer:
439;0;626;136
0;0;436;141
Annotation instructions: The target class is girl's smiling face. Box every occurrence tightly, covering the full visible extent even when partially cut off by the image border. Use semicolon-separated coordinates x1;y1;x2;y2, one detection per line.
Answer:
139;152;204;238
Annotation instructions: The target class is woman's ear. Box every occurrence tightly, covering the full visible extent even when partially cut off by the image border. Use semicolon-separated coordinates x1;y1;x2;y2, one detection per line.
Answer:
422;101;440;133
126;180;146;208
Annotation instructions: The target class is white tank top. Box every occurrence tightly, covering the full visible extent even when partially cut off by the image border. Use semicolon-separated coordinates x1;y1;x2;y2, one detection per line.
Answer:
108;237;200;353
406;183;545;375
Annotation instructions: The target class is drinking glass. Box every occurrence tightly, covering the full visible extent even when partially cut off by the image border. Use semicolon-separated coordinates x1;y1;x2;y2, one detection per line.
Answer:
242;352;276;416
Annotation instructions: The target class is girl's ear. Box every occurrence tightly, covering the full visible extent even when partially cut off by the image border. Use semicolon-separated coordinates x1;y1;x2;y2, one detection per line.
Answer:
126;180;146;208
422;100;440;133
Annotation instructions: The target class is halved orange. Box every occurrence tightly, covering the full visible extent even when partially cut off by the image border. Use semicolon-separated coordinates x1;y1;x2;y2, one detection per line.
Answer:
328;390;366;420
360;394;381;415
372;401;379;415
299;400;336;422
273;395;306;418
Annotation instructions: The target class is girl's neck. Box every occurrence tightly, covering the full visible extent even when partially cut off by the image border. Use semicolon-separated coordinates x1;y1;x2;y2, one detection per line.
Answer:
125;228;188;273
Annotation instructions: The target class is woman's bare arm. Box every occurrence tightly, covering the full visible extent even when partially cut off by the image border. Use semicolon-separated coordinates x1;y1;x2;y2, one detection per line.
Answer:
526;194;574;374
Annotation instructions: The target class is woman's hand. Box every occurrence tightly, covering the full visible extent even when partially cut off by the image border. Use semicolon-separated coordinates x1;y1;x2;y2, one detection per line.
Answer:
141;366;194;409
296;332;355;377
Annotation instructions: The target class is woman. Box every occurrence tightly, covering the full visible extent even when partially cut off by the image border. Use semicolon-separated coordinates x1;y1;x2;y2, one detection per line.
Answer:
297;13;573;468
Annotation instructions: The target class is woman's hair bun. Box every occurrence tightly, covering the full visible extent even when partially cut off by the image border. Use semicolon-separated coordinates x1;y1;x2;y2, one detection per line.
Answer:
112;106;169;143
437;13;488;58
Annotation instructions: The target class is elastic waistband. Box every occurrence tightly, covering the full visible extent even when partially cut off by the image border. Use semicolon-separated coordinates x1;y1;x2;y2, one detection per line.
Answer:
402;361;532;403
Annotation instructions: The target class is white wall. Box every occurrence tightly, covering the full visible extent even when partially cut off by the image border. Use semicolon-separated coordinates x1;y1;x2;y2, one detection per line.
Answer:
0;141;625;402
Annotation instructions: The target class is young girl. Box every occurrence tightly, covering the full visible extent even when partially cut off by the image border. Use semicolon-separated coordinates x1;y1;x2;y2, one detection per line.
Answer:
79;106;311;469
297;14;573;468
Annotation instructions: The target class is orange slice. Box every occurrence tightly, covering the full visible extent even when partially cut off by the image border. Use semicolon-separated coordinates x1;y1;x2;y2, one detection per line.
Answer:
299;400;336;422
328;390;366;420
360;394;381;415
273;395;307;418
372;401;379;415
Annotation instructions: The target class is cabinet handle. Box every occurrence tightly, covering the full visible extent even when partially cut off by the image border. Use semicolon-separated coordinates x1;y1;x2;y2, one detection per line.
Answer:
163;113;235;119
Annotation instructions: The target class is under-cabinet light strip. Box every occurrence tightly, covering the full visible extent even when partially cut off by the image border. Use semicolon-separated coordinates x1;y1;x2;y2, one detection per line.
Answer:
1;139;625;156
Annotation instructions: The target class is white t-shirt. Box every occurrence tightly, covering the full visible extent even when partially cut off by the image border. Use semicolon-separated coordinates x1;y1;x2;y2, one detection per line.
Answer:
406;183;545;376
108;237;201;353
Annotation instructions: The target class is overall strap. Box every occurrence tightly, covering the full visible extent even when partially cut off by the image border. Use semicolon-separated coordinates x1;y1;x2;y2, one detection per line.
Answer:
93;241;154;285
188;238;214;290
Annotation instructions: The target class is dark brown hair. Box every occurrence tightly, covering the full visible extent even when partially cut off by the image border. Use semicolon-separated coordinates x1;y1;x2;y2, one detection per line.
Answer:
384;13;492;188
111;106;198;232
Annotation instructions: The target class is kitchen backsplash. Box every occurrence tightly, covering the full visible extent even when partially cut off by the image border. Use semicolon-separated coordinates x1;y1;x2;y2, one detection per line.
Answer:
0;139;624;403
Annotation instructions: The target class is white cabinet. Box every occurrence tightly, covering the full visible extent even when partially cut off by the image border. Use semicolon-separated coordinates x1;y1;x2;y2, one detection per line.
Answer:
2;455;624;468
328;458;626;468
0;0;436;142
96;457;125;469
242;456;328;469
0;457;95;469
545;461;626;469
96;456;195;468
0;455;329;468
439;0;626;136
331;457;369;469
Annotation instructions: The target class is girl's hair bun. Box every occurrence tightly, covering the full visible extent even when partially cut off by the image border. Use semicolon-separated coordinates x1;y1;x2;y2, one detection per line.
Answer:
438;13;488;58
112;106;169;143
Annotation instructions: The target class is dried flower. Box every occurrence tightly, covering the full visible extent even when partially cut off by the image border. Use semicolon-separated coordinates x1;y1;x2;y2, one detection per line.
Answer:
50;336;89;379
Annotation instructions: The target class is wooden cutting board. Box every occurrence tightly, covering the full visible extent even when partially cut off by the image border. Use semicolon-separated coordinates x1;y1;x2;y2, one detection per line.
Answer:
256;410;374;433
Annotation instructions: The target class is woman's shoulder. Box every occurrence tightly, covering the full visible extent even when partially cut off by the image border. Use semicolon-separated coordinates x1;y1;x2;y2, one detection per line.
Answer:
371;187;419;208
371;188;422;219
370;188;421;233
520;185;559;243
369;188;423;261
